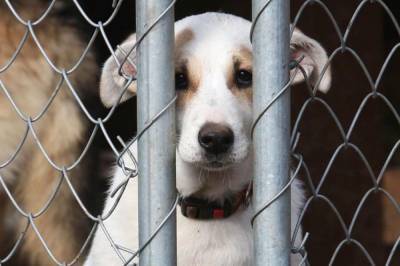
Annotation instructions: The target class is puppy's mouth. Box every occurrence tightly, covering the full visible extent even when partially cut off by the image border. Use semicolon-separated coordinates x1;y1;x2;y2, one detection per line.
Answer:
177;144;247;172
198;158;233;171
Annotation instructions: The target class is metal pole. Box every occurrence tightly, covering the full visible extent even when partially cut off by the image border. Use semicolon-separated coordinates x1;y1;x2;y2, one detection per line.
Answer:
136;1;176;265
252;0;291;265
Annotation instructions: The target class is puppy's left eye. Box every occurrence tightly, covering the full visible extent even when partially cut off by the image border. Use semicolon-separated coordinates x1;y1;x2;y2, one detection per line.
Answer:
175;72;188;90
235;69;252;87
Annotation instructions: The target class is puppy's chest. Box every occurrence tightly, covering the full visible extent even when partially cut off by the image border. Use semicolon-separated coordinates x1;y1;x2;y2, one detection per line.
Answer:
176;205;253;266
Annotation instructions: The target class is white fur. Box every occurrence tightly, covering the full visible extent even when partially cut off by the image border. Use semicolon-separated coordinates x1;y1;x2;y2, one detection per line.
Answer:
85;12;331;266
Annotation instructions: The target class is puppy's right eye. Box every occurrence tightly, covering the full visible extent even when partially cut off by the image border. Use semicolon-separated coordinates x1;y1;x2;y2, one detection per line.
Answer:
175;73;188;90
235;69;252;88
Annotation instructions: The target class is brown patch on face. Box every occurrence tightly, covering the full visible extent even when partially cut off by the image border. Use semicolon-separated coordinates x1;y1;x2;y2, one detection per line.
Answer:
175;28;194;54
227;46;253;103
175;29;202;108
236;46;253;70
175;58;202;108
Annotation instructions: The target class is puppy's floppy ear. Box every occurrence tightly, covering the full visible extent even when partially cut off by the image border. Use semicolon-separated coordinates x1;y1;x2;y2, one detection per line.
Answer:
290;28;332;93
100;34;137;107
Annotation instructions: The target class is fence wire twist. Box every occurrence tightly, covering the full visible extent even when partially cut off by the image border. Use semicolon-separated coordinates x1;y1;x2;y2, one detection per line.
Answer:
1;0;400;265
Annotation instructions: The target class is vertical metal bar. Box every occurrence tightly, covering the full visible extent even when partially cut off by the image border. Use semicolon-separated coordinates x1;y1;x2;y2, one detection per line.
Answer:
252;0;291;265
136;1;176;265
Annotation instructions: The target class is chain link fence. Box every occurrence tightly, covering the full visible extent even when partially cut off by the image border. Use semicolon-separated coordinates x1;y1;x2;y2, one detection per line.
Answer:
1;0;400;265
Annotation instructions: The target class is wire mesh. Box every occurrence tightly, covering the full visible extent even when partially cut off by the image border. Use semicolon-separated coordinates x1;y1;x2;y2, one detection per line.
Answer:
0;0;399;265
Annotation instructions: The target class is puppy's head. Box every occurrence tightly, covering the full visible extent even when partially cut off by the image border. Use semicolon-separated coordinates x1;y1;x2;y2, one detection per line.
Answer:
100;13;331;190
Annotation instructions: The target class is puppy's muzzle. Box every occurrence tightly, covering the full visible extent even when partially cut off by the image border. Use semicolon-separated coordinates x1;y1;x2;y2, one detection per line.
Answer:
198;123;234;156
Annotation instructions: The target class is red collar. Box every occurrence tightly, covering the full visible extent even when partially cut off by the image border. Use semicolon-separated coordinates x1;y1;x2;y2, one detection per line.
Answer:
178;183;252;220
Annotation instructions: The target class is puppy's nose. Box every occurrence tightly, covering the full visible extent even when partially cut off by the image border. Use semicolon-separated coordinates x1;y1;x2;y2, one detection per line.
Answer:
198;123;234;155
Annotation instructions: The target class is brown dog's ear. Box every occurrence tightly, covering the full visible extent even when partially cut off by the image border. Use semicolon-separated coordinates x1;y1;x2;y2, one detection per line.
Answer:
100;34;137;107
290;28;331;93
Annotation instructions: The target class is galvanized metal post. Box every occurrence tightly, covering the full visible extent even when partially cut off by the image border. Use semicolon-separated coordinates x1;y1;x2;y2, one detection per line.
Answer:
136;1;176;265
252;0;291;265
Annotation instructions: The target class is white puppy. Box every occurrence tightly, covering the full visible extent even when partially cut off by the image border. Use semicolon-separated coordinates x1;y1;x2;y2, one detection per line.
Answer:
85;12;331;266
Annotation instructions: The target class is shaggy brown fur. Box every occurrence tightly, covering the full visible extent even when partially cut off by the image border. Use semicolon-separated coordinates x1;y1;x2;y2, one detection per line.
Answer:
0;2;101;265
